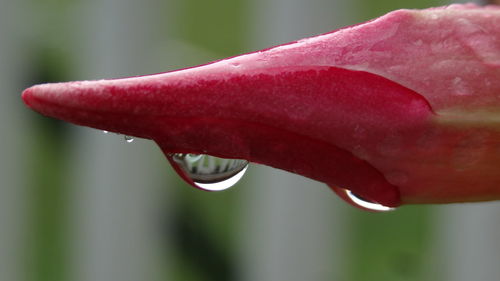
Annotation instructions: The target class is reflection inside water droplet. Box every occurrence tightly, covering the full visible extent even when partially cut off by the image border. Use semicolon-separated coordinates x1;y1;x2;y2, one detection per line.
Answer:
103;130;109;134
331;186;395;212
124;135;134;143
167;153;249;191
186;153;203;162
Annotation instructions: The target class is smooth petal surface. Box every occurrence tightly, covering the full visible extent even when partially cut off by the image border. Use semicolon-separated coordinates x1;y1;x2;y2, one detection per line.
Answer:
23;4;500;206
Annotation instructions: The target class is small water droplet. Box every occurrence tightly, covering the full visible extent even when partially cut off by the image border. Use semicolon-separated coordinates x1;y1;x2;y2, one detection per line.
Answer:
345;190;394;212
124;135;134;143
103;130;109;134
167;153;249;191
332;186;395;212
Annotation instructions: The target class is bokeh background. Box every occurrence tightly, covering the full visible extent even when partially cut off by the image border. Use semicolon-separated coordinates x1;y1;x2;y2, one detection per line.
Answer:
2;0;500;280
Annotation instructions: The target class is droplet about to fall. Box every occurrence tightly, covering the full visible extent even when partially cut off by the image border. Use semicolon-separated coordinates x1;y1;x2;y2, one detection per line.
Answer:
167;153;249;191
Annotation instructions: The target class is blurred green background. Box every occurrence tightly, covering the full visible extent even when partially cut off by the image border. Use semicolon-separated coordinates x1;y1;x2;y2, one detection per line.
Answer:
3;0;500;280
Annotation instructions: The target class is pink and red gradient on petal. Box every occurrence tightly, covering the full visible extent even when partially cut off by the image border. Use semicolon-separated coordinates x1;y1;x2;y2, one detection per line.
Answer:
22;4;500;207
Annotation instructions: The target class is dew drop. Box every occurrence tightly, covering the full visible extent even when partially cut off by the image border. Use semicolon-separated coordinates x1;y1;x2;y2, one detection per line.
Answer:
167;153;249;191
124;135;134;143
344;190;395;212
103;130;109;134
332;186;395;212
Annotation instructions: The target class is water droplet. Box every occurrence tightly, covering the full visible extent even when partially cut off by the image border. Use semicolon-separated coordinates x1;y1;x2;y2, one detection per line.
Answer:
345;190;394;212
332;186;395;212
167;153;249;191
103;130;109;134
186;153;203;162
124;135;134;143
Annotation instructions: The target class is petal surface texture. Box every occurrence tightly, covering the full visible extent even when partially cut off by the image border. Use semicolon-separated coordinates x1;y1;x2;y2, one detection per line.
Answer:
23;4;500;205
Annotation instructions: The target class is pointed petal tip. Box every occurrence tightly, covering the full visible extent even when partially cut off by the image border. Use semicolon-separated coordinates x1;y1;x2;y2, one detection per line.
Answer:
22;83;61;113
21;81;90;124
22;84;50;112
21;85;35;108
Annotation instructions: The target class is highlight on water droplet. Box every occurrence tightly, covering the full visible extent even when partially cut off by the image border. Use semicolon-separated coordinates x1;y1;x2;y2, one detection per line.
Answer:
103;130;109;134
124;135;134;143
330;186;395;212
167;153;249;191
345;190;395;212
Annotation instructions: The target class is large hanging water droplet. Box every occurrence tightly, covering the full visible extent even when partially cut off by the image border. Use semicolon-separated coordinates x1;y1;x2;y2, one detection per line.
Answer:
331;186;395;212
167;153;249;191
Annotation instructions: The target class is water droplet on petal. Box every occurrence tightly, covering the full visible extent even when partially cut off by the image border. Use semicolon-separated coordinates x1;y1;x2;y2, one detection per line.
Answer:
186;153;203;162
168;153;249;191
345;190;395;212
331;186;395;212
124;135;134;143
103;130;109;134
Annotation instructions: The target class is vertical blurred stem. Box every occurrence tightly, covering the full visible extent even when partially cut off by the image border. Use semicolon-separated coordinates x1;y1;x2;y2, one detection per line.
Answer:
176;0;248;55
27;119;69;281
347;206;433;281
24;0;76;280
25;48;72;281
